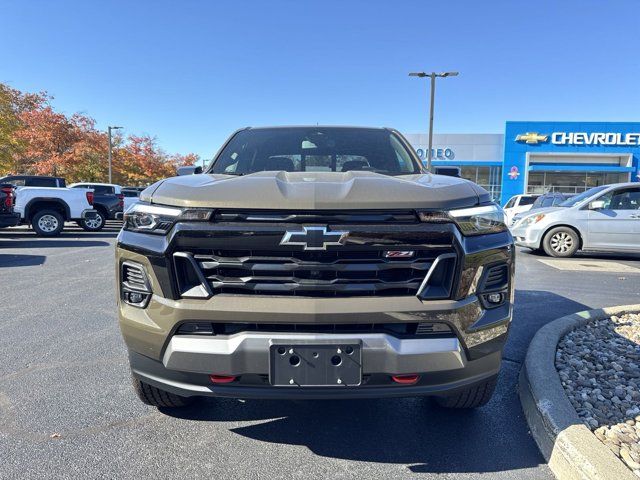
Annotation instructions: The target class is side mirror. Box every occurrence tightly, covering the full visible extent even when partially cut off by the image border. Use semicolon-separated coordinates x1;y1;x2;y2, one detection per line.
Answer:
588;200;605;210
177;166;203;176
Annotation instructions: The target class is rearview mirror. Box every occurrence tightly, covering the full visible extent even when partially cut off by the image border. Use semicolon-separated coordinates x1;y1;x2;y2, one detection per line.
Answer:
588;200;605;210
177;166;203;176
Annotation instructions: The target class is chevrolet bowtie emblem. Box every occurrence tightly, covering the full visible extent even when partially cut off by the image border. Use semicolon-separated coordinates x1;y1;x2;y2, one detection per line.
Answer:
280;226;349;251
515;132;549;144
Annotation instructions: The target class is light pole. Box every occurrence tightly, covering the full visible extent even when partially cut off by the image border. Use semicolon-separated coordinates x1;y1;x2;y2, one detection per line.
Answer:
107;126;123;183
409;71;458;172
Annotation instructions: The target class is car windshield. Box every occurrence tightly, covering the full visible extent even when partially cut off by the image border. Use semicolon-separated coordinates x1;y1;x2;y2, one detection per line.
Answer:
558;186;609;207
209;127;421;176
519;196;538;206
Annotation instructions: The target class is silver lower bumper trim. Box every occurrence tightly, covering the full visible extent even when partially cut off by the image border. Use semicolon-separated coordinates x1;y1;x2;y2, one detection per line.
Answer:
162;333;465;376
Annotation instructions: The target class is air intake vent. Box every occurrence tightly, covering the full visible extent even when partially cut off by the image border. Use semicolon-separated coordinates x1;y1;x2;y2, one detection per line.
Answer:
481;264;509;292
416;322;453;335
122;261;150;292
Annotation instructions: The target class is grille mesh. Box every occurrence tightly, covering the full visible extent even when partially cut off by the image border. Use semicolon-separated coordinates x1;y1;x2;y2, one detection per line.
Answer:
183;249;452;297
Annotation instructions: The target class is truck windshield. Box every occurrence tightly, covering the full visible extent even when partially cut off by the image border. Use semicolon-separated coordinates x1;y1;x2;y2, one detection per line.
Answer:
209;127;421;176
558;186;608;207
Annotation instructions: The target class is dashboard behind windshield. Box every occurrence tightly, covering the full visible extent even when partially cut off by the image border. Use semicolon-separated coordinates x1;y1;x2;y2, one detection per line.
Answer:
210;127;421;176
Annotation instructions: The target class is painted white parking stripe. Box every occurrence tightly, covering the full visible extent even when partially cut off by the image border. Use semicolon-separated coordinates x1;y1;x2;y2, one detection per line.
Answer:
537;258;640;273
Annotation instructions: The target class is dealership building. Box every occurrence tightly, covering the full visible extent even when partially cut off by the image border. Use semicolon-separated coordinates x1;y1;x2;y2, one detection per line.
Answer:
406;121;640;205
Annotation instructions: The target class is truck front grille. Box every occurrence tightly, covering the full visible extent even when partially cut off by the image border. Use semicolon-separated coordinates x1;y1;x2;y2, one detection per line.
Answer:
178;248;454;298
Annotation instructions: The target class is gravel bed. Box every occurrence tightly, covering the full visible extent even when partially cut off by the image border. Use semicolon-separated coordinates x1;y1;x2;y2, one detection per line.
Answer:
556;312;640;476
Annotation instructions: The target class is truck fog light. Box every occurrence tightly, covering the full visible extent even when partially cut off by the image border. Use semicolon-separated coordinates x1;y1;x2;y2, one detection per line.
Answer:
486;293;504;305
128;292;145;304
123;290;151;307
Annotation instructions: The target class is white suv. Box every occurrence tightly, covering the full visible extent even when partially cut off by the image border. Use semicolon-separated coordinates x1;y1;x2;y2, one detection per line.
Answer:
503;194;540;225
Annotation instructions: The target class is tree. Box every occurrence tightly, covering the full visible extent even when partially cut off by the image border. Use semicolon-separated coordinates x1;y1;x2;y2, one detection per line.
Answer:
0;84;48;174
1;81;199;184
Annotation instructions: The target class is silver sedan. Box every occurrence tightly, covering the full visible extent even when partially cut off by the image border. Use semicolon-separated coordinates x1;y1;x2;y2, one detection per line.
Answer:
510;182;640;257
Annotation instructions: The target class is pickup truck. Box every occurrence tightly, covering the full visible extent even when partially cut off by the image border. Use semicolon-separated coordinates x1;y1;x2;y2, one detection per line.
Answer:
0;175;97;236
0;183;20;228
69;182;125;230
117;126;514;410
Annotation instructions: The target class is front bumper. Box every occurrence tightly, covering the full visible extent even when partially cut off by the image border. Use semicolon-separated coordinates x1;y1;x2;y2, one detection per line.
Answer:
118;221;514;399
130;346;502;399
0;212;20;228
511;223;544;249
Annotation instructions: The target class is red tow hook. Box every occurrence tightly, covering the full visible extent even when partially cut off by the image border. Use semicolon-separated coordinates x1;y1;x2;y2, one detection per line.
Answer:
391;374;420;385
209;374;237;384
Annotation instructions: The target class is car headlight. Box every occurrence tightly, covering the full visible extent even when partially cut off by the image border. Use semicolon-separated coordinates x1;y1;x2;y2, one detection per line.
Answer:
123;202;212;234
418;204;507;236
519;213;546;228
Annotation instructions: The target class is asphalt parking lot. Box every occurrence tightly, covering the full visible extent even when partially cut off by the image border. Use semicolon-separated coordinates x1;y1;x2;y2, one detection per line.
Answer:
1;224;639;479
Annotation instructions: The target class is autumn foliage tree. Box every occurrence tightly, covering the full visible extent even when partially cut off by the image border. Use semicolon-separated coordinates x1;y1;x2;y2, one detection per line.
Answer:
0;82;200;185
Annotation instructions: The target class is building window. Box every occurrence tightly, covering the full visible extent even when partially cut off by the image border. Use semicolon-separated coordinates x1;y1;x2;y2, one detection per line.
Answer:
460;166;502;202
527;172;631;194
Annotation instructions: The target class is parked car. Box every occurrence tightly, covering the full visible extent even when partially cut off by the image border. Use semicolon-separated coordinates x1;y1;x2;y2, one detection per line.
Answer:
511;182;640;257
0;175;66;188
0;175;98;236
69;182;124;229
117;126;514;409
121;187;143;211
0;183;20;228
503;194;540;224
509;192;572;226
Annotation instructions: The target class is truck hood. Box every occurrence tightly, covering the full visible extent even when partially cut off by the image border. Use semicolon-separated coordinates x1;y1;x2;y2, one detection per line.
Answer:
142;171;487;210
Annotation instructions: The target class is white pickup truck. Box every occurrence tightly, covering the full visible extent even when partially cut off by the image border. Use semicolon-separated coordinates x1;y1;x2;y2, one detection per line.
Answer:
0;175;98;236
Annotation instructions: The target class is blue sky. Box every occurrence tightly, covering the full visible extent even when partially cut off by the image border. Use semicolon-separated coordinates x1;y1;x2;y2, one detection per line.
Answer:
2;0;640;160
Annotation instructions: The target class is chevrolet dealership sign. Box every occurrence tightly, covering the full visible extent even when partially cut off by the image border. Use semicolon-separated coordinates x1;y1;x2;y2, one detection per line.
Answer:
551;132;640;146
516;131;640;146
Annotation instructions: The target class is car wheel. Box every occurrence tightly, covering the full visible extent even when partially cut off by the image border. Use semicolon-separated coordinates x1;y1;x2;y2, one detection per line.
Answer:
80;210;105;231
131;375;193;408
434;377;497;409
31;210;64;236
543;226;579;258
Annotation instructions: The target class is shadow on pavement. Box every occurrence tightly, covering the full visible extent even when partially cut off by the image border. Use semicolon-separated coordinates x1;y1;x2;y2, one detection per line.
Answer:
0;253;47;267
0;238;111;249
159;290;592;475
505;290;590;364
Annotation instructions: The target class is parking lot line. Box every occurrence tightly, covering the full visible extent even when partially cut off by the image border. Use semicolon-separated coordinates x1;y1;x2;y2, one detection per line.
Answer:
537;259;640;273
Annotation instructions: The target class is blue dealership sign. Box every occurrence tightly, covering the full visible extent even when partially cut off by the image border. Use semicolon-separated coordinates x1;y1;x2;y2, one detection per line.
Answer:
501;121;640;204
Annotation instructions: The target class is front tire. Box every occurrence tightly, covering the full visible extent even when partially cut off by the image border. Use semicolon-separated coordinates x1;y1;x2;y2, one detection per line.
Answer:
543;226;579;258
435;377;497;409
79;210;105;231
31;210;64;236
131;376;193;408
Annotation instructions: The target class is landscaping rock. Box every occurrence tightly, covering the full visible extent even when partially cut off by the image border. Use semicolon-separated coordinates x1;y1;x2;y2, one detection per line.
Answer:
557;312;640;476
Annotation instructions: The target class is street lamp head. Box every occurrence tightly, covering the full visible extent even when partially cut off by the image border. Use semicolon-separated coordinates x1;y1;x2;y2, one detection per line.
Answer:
439;71;459;77
109;126;123;130
408;72;428;77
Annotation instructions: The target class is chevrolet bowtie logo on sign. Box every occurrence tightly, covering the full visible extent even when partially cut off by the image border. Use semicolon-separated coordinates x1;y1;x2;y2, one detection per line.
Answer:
515;132;549;145
280;226;349;251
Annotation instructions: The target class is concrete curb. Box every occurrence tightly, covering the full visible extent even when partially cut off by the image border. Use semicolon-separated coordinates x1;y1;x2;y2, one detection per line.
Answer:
519;304;640;480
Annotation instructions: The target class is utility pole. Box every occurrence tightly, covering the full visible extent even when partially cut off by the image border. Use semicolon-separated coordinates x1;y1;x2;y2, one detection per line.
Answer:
107;126;123;183
408;71;459;172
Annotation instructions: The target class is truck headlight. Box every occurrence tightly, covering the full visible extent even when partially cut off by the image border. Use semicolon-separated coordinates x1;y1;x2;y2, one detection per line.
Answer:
448;205;506;235
123;202;212;234
419;205;507;236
